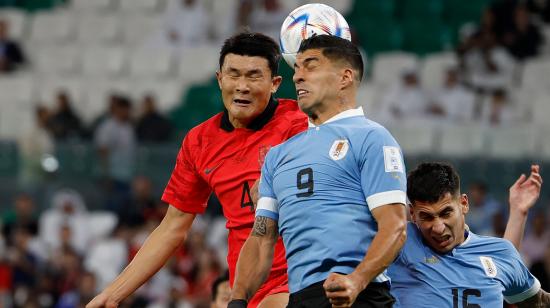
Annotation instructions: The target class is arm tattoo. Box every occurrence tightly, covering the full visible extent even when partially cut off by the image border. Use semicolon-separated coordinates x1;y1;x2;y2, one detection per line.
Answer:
251;216;278;240
252;217;268;236
518;290;550;308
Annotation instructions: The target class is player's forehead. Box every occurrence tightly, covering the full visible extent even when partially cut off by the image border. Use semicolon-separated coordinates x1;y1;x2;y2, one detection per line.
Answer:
413;193;458;214
221;53;271;74
295;48;326;65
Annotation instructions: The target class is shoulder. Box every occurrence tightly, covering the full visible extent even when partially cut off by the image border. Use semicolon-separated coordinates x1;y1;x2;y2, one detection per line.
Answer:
274;98;308;121
469;233;518;257
184;112;224;144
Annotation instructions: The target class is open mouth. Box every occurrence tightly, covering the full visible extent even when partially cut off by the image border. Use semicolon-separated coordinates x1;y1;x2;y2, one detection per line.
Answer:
433;235;452;246
233;99;252;105
296;89;309;99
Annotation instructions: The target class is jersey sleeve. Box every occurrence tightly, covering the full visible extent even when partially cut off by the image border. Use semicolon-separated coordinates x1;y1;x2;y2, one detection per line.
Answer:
501;241;541;303
161;134;211;214
256;149;279;221
360;127;407;211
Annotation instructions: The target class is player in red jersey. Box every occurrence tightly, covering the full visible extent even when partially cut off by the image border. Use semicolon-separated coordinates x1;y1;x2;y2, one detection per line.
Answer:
86;32;307;308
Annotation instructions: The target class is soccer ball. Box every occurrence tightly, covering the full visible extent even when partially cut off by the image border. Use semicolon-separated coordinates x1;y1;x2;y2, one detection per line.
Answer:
279;3;352;66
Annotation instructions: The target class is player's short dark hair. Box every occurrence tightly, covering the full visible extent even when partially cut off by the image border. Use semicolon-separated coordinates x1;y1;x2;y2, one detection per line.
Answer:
211;270;229;302
407;162;461;205
219;32;281;76
297;34;364;82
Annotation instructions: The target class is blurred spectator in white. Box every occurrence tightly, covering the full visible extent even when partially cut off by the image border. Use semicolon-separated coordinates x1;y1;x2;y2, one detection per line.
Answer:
210;271;230;308
247;0;287;41
18;106;54;188
0;19;26;73
479;89;519;125
94;96;136;211
39;189;90;255
136;94;173;143
459;9;516;93
430;66;476;122
49;90;84;142
502;5;543;61
521;212;550;266
84;223;129;290
1;193;39;244
56;270;97;308
466;182;503;236
149;0;209;49
379;68;430;120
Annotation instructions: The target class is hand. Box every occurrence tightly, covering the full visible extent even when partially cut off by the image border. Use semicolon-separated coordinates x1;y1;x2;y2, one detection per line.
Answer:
509;165;543;216
86;292;118;308
323;272;365;308
251;179;260;211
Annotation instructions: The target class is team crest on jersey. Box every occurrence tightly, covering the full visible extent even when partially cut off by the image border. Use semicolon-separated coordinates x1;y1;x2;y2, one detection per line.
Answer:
329;139;349;161
480;256;498;278
258;145;271;165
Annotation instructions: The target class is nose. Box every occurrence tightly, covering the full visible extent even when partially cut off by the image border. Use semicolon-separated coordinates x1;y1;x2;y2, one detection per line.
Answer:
293;67;304;84
432;219;446;235
235;76;250;93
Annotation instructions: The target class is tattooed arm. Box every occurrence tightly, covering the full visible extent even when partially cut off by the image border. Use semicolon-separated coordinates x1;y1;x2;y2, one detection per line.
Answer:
231;216;279;301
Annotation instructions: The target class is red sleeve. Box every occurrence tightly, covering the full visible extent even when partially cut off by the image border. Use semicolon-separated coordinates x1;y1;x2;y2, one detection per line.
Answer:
161;133;211;214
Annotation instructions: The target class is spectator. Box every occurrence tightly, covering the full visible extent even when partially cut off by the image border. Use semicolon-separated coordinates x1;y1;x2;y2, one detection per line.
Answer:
527;0;550;23
479;89;519;125
94;96;136;210
56;271;96;308
247;0;287;40
521;211;550;266
430;66;476;122
466;182;503;236
118;175;157;225
1;193;39;244
149;0;209;49
39;189;90;256
18;106;54;188
135;94;173;143
459;9;516;93
49;90;84;141
0;19;26;73
379;68;430;120
210;271;230;308
530;246;550;290
502;5;543;61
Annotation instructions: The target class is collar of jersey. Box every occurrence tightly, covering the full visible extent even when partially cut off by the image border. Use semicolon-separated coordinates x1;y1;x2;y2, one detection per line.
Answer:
308;106;364;128
220;97;279;132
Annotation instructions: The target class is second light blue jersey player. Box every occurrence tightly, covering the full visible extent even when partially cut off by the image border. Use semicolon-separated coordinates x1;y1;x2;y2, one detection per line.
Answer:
388;223;541;307
256;107;407;293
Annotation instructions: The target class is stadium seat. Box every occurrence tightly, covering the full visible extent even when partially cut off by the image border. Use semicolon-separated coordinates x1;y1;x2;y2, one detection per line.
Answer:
400;0;444;22
357;82;385;117
531;94;550;127
55;142;95;177
76;14;121;45
0;105;34;140
28;11;76;44
521;58;550;89
210;0;239;40
35;77;85;110
129;47;175;78
118;0;163;13
33;46;81;76
170;78;222;131
385;120;436;156
354;19;403;55
0;73;35;108
539;127;550;160
70;0;113;12
371;52;418;86
121;13;162;47
401;20;452;56
177;45;219;83
130;78;183;112
80;78;132;123
347;0;396;23
82;46;127;77
0;9;27;40
486;125;537;159
438;124;485;157
420;52;458;89
0;140;18;177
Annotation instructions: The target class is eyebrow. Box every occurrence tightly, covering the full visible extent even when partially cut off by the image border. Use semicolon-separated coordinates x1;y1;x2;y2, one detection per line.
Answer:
294;56;319;69
225;67;263;75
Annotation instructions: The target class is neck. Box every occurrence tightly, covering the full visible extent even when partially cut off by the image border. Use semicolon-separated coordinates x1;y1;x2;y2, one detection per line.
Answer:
308;94;356;126
228;115;250;128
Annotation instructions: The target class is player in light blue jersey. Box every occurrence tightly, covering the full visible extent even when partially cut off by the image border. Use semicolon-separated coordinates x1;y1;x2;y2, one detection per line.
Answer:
229;35;407;308
388;162;550;307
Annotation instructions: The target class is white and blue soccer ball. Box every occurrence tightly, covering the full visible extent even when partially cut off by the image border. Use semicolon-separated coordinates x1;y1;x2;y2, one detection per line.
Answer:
279;3;352;66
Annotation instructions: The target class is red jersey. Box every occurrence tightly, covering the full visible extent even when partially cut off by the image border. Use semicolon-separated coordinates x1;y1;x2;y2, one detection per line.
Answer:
162;99;308;298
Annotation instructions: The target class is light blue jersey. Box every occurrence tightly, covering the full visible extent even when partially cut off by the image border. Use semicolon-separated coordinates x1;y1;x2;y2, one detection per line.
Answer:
388;223;541;307
256;107;407;293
